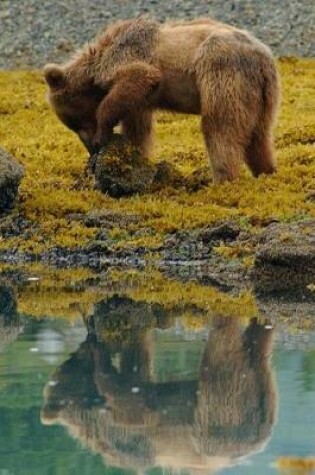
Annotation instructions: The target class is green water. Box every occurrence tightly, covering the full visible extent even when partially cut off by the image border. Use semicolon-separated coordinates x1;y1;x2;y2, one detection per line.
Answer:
0;277;314;475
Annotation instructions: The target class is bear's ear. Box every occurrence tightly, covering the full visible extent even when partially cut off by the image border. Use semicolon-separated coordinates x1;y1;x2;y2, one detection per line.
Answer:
44;64;66;90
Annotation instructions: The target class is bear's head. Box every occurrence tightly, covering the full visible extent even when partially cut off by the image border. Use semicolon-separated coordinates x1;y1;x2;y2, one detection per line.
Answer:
44;63;106;154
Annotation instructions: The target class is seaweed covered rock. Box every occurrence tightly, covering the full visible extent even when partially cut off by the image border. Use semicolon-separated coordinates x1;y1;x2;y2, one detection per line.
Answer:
90;135;156;197
185;167;212;192
152;160;184;190
0;147;24;214
253;220;315;296
90;134;184;197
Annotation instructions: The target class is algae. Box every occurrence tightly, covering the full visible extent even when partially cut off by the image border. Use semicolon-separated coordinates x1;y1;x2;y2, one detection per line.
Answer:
0;59;314;256
92;134;157;197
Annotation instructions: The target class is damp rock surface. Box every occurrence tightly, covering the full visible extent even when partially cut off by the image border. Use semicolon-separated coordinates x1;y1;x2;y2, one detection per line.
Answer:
90;134;185;197
91;135;156;197
253;220;315;295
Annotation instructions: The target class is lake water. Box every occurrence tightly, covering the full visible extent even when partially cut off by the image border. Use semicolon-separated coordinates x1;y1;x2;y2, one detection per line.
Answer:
0;268;314;475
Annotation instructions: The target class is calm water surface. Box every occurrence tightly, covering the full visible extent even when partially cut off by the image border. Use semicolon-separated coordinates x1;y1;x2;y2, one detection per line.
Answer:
0;273;314;475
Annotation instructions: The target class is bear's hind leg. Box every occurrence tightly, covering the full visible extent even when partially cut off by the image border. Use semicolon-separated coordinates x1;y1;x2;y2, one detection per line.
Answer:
245;130;277;177
201;116;244;183
122;110;153;157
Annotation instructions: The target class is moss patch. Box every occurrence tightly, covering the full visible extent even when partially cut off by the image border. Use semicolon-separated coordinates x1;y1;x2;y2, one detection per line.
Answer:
0;59;314;255
10;265;103;320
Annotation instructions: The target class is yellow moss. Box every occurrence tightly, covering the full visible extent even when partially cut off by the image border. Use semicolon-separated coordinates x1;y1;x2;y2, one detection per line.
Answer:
18;289;97;320
15;264;103;320
214;241;255;268
276;456;315;474
5;263;314;330
14;265;257;322
106;268;257;320
0;59;314;255
242;255;255;268
112;233;163;250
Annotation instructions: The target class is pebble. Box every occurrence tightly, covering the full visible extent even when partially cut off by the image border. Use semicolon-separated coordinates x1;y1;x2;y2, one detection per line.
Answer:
131;386;140;393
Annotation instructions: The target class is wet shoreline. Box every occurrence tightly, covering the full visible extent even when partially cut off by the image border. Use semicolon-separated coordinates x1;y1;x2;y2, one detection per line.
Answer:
0;219;314;305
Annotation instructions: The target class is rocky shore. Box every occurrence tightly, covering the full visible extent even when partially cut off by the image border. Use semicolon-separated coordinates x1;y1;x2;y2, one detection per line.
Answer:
0;212;314;301
0;0;314;69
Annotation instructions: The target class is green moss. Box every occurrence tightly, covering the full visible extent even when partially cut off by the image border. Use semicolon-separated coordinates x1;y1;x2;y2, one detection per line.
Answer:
0;59;314;255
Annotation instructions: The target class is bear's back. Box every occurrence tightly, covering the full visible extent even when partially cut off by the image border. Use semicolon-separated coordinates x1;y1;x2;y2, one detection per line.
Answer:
155;19;272;71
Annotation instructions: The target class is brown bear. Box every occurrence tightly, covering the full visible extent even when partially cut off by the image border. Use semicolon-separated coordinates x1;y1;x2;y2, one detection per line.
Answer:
44;18;281;183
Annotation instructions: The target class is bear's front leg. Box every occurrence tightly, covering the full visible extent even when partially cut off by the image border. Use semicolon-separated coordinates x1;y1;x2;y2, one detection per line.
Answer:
93;62;161;151
122;110;153;157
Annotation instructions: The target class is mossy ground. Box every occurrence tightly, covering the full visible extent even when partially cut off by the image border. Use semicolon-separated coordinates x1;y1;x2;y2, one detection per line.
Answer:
0;58;314;255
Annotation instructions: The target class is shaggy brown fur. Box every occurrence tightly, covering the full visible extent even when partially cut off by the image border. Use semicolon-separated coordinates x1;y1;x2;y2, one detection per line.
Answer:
41;308;276;471
196;317;276;458
44;17;281;183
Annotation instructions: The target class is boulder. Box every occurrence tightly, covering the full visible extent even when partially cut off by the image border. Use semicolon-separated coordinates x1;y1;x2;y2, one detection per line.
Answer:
252;220;315;296
0;147;24;214
90;134;184;198
90;135;156;197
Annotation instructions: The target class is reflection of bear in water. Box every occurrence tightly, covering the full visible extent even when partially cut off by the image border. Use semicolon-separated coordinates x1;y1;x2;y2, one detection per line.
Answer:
41;297;276;472
0;285;21;351
196;317;276;460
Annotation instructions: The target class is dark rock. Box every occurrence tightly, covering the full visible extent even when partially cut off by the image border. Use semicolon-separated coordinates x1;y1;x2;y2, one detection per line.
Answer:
92;295;206;339
256;292;315;348
90;134;186;198
185;167;212;191
0;147;24;214
252;220;315;295
161;221;241;264
159;259;249;294
85;241;112;255
68;210;141;229
199;222;240;243
91;135;156;198
93;295;169;338
152;160;184;189
0;215;33;238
